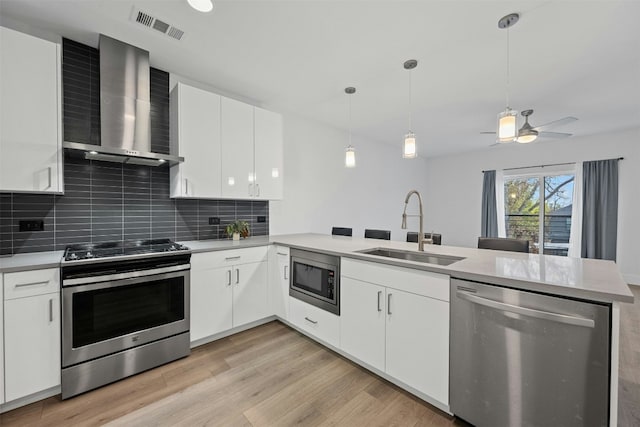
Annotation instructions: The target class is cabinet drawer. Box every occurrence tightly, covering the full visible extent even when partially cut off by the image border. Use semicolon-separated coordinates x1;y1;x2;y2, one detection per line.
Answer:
191;246;269;270
4;268;59;300
342;258;450;302
289;297;340;348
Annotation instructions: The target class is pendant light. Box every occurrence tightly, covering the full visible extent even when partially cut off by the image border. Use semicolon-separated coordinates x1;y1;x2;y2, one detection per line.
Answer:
403;59;418;158
496;13;519;143
345;87;356;168
187;0;214;13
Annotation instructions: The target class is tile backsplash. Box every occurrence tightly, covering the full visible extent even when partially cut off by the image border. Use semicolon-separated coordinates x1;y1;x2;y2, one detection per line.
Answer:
0;155;268;256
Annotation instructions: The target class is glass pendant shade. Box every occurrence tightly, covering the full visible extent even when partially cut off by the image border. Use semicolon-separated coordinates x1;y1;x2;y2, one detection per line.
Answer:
497;109;517;143
345;146;356;168
403;132;417;158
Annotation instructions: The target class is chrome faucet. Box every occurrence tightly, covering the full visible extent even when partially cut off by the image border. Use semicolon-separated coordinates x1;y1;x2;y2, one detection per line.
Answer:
401;190;432;251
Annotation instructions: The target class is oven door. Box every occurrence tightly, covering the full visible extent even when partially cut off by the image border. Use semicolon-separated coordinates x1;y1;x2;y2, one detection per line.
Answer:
62;268;190;367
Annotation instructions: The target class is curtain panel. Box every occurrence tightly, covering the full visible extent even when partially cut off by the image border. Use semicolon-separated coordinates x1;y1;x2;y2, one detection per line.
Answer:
481;170;498;238
581;159;619;260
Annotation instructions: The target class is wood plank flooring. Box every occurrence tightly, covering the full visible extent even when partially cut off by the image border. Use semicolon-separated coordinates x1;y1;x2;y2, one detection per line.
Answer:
2;286;639;426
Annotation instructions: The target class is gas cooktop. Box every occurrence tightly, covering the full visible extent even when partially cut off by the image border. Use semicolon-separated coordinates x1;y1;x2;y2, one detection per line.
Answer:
63;238;190;262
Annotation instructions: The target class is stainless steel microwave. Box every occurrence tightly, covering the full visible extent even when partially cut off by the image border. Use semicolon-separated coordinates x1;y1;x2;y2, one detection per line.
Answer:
289;248;340;315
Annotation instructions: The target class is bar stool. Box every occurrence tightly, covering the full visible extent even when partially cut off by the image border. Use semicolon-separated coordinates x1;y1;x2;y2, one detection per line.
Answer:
364;229;391;240
331;227;353;236
407;232;442;245
477;237;529;253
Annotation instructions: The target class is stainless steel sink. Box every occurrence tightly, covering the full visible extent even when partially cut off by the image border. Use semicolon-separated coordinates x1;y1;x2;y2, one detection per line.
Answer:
357;248;465;266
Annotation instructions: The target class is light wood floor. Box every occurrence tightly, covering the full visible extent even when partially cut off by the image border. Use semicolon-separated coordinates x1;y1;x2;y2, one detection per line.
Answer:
2;286;639;426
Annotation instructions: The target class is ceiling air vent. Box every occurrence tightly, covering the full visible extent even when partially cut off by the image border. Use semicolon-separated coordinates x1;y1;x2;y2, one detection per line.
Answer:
131;8;185;41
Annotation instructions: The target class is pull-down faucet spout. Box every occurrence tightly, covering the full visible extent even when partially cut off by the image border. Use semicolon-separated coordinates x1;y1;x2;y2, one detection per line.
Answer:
401;190;429;251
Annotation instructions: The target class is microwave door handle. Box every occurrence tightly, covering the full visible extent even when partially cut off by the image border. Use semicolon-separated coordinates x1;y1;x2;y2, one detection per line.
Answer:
456;291;595;328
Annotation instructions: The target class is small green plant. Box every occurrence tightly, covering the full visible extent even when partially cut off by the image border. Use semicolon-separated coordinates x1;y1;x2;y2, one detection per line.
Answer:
225;220;250;238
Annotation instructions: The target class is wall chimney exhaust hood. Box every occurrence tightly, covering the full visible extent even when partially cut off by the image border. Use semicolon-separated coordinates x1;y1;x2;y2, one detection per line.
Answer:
63;35;183;166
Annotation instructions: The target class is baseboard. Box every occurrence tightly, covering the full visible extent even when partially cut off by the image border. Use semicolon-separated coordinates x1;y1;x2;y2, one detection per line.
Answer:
0;386;60;414
190;316;277;348
623;273;640;287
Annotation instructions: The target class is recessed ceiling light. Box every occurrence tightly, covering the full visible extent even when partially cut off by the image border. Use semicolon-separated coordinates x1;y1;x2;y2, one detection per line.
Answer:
187;0;213;13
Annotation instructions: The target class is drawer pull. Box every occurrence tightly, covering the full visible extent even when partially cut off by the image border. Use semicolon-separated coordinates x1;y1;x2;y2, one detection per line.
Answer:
225;256;241;261
304;316;318;325
276;252;288;256
15;280;49;288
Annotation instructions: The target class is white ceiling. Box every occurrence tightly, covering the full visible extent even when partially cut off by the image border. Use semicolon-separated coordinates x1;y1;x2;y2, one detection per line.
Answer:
1;0;639;158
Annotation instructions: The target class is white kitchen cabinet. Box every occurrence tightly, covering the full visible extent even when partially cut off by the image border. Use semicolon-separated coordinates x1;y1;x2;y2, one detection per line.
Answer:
170;83;222;198
3;268;61;403
385;288;449;404
340;277;386;372
0;274;4;405
190;264;233;341
232;260;269;326
189;247;269;344
0;26;63;194
221;96;255;199
269;245;290;319
289;297;340;348
340;258;450;405
253;107;283;200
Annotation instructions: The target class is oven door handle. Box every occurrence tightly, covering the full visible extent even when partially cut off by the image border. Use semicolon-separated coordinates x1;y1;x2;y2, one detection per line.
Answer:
63;264;190;287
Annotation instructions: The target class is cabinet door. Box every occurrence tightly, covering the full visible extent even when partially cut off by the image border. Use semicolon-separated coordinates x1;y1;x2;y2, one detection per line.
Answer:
190;266;233;342
254;107;283;200
4;293;61;402
340;277;386;372
270;246;290;319
170;83;221;198
232;261;269;327
0;274;4;405
221;97;254;198
385;289;449;404
0;27;61;193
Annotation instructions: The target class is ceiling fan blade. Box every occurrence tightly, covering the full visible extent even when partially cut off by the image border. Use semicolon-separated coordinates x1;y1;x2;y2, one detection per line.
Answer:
533;116;578;131
538;131;572;138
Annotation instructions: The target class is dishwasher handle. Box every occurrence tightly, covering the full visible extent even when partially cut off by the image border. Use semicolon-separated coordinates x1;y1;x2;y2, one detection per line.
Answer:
456;290;595;328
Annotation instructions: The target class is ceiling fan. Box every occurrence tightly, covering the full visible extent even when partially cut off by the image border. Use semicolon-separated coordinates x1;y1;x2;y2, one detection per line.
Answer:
482;109;578;145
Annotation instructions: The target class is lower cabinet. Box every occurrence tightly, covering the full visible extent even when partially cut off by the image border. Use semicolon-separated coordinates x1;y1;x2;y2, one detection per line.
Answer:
0;274;4;405
341;259;450;405
270;245;290;320
3;268;60;403
190;247;269;343
289;297;340;348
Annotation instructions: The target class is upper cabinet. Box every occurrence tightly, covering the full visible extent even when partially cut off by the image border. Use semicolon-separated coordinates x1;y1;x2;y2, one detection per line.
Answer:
170;83;222;198
253;107;283;200
0;27;63;194
170;82;283;200
220;96;255;199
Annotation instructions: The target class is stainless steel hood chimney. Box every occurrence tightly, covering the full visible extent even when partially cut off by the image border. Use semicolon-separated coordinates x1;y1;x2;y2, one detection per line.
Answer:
63;35;183;166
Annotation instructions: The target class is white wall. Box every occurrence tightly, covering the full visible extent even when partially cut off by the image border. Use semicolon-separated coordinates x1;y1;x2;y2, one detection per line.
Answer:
422;128;640;285
270;113;430;242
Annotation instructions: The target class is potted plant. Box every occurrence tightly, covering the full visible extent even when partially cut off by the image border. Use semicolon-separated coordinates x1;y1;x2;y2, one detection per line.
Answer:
225;220;250;241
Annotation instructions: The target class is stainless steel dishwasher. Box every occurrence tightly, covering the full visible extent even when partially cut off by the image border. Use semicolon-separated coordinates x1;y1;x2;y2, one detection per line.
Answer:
450;278;610;427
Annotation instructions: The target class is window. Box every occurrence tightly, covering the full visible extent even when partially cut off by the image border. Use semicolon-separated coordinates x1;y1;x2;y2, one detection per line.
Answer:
503;171;575;256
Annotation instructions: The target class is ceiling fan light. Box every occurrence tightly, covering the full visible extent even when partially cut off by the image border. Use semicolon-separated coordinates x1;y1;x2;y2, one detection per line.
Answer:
516;130;538;143
497;109;517;143
345;146;356;168
403;132;417;158
187;0;213;13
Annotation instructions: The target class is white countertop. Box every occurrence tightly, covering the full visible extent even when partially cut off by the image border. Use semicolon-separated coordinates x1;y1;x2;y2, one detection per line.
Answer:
267;233;634;304
0;233;632;303
0;250;64;273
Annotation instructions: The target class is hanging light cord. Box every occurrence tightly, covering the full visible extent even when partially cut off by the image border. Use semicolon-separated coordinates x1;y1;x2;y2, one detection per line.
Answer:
408;69;413;132
348;92;352;146
505;26;510;108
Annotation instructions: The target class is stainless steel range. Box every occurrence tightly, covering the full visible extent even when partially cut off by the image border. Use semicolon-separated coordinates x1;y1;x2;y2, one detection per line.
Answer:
60;239;191;399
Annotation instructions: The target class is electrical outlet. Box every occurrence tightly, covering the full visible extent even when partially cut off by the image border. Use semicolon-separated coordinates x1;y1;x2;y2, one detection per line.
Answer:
19;220;44;232
209;217;220;225
257;216;266;223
